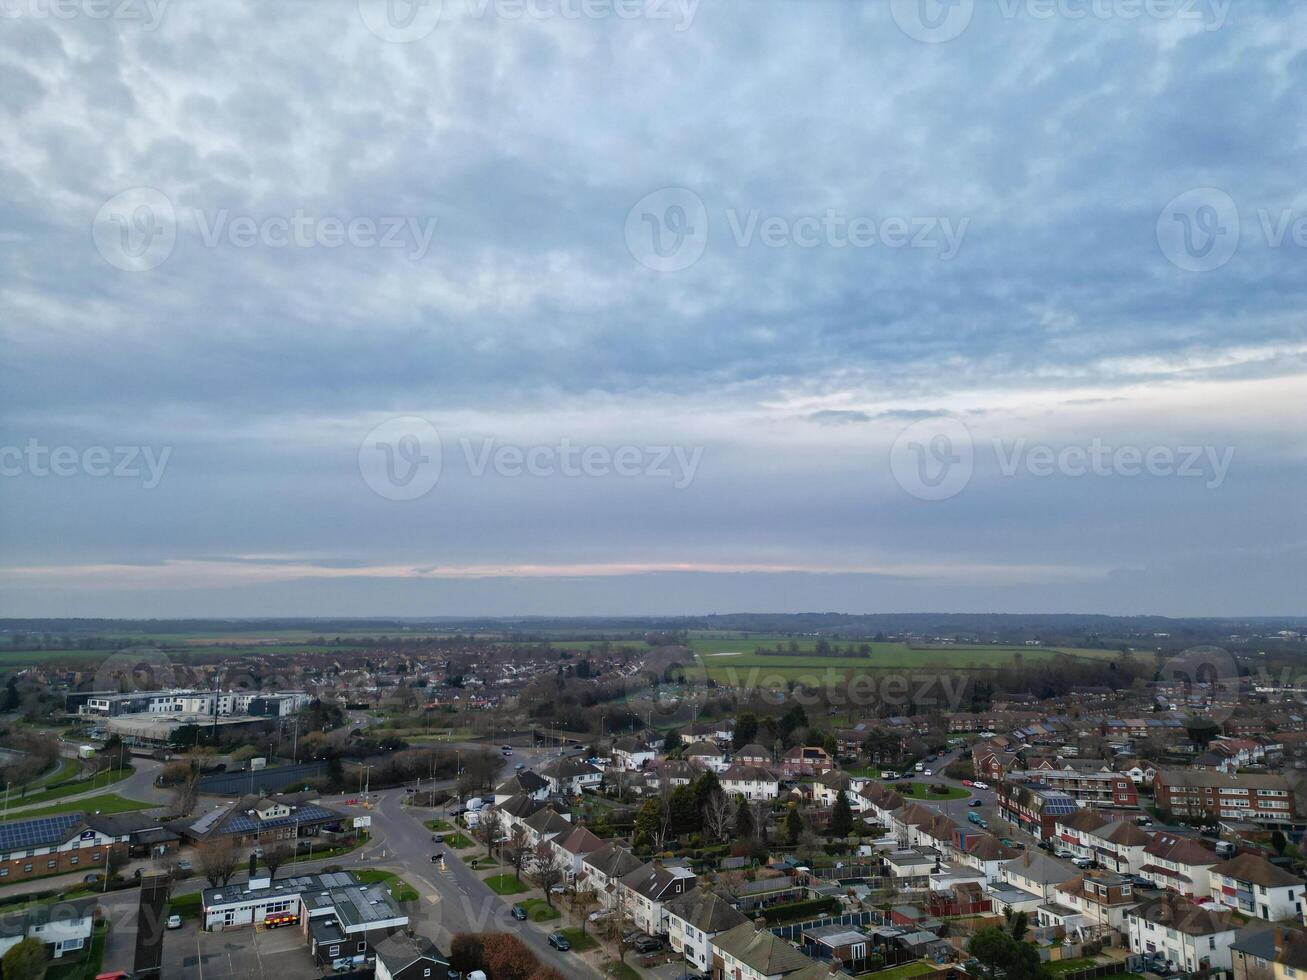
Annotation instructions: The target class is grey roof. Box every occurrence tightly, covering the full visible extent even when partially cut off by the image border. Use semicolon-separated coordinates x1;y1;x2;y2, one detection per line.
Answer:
374;933;448;973
0;898;96;940
664;889;747;934
712;921;812;976
330;883;405;927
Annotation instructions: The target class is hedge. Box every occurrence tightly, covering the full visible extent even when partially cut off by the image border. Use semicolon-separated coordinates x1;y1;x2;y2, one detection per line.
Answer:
761;897;840;923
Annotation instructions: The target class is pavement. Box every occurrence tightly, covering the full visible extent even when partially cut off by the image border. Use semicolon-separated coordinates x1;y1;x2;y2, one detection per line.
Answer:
92;742;607;980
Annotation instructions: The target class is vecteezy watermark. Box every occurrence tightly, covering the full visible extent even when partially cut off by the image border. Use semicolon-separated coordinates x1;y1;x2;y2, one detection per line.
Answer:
93;188;439;271
0;439;172;489
1157;189;1307;272
356;0;698;42
0;0;169;29
624;186;969;272
889;417;1235;500
890;0;1230;44
359;416;704;500
1156;645;1239;724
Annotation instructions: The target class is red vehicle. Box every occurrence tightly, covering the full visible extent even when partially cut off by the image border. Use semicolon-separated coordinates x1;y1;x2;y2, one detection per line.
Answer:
264;912;299;929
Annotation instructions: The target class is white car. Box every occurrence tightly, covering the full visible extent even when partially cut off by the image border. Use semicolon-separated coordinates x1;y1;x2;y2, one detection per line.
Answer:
923;769;933;776
972;780;988;790
166;914;183;929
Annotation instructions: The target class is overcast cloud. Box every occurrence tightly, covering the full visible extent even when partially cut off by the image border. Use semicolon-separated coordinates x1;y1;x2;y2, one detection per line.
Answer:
0;0;1304;616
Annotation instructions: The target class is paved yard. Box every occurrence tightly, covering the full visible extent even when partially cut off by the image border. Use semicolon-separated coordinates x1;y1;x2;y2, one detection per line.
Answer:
160;921;322;979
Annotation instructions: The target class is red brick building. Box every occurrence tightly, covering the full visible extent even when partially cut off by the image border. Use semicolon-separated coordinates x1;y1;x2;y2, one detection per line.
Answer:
1153;770;1296;822
0;812;131;884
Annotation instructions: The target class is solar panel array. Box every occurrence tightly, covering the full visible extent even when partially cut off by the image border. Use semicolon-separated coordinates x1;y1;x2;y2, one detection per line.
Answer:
0;813;84;852
219;803;338;836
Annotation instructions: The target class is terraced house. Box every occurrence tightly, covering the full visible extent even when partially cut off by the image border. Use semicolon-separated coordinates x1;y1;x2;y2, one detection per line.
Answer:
1208;853;1306;922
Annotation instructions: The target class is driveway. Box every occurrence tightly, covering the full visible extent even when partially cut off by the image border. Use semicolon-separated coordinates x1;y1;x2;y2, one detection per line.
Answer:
161;919;322;980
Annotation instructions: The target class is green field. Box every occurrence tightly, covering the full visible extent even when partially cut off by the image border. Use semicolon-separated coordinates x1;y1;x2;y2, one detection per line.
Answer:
15;793;152;817
483;873;529;895
684;640;1115;685
7;767;132;807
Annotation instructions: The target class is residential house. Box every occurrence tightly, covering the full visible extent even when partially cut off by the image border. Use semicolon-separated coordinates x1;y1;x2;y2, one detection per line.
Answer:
0;898;95;960
735;744;773;766
1209;853;1306;922
1140;832;1220;900
612;737;657;771
538;757;603;796
779;746;834;779
711;918;814;980
374;934;450;980
666;889;748;973
618;862;697;935
1127;895;1237;973
721;764;781;802
685;742;729;773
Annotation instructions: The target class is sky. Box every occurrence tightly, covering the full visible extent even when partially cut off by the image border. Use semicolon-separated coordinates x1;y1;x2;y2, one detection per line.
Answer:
0;0;1304;618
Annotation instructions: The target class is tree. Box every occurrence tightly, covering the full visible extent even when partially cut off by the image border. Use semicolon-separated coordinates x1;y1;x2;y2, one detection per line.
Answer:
831;790;853;837
1;937;46;980
967;927;1048;980
734;797;754;839
531;841;567;907
663;728;684;756
479;808;504;858
702;789;733;843
449;933;484;975
197;837;241;888
568;882;599;938
1272;830;1288;856
171;769;199;817
263;842;293;880
1005;908;1029;942
509;823;531;881
785;807;804;845
482;933;538;980
733;712;758;750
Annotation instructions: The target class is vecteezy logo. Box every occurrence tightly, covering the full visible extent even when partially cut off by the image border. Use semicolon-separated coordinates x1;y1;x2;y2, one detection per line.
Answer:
889;416;974;501
357;0;442;42
93;187;176;272
358;416;442;500
890;0;975;43
92;648;176;695
624;187;709;272
1156;187;1240;272
1156;645;1240;724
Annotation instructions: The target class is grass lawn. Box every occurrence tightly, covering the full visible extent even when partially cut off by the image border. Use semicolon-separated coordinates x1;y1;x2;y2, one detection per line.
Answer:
1047;959;1099;975
445;832;475;849
354;870;420;903
9;767;133;807
17;793;152;817
45;922;108;980
483;873;529;895
515;898;560;922
425;818;455;832
856;962;935;980
603;959;638;980
168;892;203;920
27;758;81;789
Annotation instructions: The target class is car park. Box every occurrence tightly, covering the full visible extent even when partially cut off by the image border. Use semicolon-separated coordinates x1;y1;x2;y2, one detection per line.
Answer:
548;932;571;951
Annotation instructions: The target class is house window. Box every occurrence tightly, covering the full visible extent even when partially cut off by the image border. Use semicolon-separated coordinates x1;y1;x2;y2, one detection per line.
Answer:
358;942;366;952
22;865;31;873
70;856;78;865
329;946;340;957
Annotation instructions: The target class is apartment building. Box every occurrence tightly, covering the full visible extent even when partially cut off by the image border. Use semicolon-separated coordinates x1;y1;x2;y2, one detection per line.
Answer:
1009;769;1138;808
1154;770;1296;822
997;781;1079;841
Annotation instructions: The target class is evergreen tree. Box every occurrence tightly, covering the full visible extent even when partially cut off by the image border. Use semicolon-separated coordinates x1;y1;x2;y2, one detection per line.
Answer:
831;790;853;837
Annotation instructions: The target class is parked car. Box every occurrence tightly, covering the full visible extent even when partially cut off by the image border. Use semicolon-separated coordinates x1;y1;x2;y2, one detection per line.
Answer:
549;884;566;895
1055;848;1075;859
969;799;983;807
1072;857;1095;869
634;937;663;954
548;932;571;951
972;780;989;790
431;833;444;843
962;779;973;787
511;905;528;921
923;769;933;776
515;763;525;770
588;910;611;922
166;914;182;929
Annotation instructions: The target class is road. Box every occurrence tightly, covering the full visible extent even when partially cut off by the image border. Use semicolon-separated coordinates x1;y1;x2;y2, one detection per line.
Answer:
97;742;604;979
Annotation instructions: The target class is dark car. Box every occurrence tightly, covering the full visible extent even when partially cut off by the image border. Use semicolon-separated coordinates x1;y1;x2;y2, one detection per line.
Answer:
511;905;528;921
548;932;571;951
430;852;443;862
634;937;663;954
969;799;983;807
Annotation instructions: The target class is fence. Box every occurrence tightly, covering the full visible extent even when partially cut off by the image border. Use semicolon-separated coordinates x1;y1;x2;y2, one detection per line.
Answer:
769;910;882;942
198;761;328;796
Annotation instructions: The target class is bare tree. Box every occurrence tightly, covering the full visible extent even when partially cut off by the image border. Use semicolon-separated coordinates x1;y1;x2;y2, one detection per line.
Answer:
263;842;293;880
530;841;567;907
172;770;199;817
702;789;733;843
568;883;599;938
197;838;241;888
508;823;530;881
479;808;504;858
599;887;631;963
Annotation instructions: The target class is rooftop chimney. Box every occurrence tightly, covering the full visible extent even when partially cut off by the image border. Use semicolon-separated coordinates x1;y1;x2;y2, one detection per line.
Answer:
754;914;767;932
